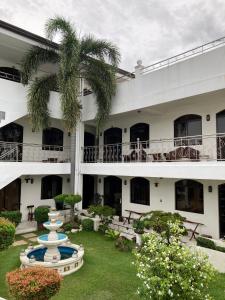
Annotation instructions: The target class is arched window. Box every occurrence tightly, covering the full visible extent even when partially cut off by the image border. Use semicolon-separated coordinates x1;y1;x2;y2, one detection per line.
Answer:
130;123;149;148
175;180;204;214
41;175;62;199
174;114;202;145
42;127;63;150
0;67;21;82
130;177;150;205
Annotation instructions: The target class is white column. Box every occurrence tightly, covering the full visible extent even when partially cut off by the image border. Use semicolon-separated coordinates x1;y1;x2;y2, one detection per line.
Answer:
74;121;84;209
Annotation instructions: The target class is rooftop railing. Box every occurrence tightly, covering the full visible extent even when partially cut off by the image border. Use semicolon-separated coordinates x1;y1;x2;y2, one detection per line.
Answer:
82;133;225;163
141;36;225;75
0;70;20;82
0;141;70;163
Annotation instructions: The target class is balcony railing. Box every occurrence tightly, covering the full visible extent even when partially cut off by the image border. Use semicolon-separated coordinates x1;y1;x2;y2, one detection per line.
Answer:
82;134;225;163
0;141;70;163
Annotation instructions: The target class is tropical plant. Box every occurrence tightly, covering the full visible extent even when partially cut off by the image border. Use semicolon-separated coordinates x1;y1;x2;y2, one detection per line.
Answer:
54;194;81;224
115;236;134;252
105;228;120;240
88;204;116;233
133;219;145;234
21;16;120;134
6;266;62;300
134;221;215;300
81;218;94;231
0;210;22;227
0;217;15;250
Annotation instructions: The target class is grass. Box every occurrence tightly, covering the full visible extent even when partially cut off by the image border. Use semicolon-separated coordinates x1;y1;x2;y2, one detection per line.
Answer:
0;231;225;299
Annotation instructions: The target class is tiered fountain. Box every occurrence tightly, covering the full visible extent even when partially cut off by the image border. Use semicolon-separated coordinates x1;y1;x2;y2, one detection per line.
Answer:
20;208;84;276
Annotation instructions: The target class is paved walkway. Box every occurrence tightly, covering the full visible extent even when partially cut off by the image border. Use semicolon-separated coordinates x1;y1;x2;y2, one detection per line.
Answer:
13;232;37;247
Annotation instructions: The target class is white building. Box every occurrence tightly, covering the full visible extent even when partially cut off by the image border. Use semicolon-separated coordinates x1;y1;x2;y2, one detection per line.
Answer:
1;20;225;239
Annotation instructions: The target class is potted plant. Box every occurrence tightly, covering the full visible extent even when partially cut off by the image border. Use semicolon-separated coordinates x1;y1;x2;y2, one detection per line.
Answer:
133;219;145;246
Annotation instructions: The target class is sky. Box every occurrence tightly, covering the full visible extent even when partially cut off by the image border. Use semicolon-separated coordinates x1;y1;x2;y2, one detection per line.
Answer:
0;0;225;72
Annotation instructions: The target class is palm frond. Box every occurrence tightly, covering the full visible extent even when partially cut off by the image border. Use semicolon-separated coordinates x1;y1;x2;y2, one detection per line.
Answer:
28;74;58;131
82;58;117;132
45;16;75;41
21;46;59;84
80;35;120;66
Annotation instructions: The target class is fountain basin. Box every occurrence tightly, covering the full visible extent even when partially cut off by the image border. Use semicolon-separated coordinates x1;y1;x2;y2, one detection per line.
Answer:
37;233;68;246
43;220;63;231
20;244;84;276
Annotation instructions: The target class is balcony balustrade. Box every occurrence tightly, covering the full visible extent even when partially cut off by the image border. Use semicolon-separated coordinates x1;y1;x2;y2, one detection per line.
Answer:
82;134;225;163
0;141;70;163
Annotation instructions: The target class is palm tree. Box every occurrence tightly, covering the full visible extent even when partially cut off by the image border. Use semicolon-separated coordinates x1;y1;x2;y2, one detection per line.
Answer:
21;17;120;192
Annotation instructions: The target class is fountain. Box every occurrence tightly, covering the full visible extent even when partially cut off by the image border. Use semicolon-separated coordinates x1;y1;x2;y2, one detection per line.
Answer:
20;208;84;276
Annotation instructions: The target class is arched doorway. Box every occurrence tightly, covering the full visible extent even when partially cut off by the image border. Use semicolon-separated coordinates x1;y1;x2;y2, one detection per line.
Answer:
218;184;225;238
216;110;225;159
0;123;23;160
83;132;95;162
82;175;95;209
103;127;122;162
104;176;122;215
0;178;21;211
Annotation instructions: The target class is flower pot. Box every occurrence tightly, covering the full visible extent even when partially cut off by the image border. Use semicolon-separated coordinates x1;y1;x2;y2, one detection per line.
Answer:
135;233;143;246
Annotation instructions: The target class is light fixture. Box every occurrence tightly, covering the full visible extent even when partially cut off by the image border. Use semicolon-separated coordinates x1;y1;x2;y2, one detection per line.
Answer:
206;114;210;121
67;178;70;183
98;178;102;183
25;177;34;184
154;182;159;187
208;186;213;192
124;128;127;133
124;180;127;185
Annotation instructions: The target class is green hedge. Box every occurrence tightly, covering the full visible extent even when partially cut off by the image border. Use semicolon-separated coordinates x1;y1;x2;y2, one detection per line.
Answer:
0;211;22;227
196;236;225;253
81;218;94;231
34;206;49;224
0;217;15;250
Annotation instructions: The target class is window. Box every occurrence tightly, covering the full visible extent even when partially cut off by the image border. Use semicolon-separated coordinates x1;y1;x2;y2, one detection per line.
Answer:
175;180;204;214
130;177;150;205
0;67;21;82
174;115;202;145
41;175;62;199
42;127;63;150
130;123;149;148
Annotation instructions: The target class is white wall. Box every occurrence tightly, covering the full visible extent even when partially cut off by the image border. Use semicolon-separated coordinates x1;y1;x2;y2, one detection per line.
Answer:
20;174;70;220
97;175;221;239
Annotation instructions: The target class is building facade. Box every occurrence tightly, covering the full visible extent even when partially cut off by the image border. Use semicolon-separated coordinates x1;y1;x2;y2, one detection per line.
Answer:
1;21;225;239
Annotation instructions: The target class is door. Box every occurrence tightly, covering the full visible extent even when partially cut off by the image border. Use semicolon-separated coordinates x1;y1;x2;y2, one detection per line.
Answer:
104;176;122;215
216;110;225;160
103;128;122;162
219;184;225;238
82;175;95;209
0;179;21;211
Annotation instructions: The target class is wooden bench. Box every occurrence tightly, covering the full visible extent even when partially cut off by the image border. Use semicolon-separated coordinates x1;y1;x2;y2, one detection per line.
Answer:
123;209;145;224
184;220;204;240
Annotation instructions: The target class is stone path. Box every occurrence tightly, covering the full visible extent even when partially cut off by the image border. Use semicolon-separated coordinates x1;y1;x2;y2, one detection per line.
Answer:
13;233;38;247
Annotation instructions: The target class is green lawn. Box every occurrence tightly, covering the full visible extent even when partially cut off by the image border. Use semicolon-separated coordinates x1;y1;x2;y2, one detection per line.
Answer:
0;231;225;300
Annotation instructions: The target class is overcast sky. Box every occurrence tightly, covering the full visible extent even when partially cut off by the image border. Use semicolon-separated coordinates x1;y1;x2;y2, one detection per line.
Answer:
0;0;225;72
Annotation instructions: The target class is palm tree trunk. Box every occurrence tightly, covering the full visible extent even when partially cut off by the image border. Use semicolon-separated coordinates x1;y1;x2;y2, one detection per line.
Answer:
70;130;76;194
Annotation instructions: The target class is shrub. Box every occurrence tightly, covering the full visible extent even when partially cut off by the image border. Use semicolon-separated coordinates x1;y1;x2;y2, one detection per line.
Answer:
134;222;215;300
133;219;145;234
115;236;134;252
88;205;116;219
196;236;216;250
63;223;73;232
6;266;62;300
143;210;186;243
0;217;15;250
98;223;108;234
34;206;49;225
81;218;94;231
0;211;22;226
54;194;81;224
105;228;120;240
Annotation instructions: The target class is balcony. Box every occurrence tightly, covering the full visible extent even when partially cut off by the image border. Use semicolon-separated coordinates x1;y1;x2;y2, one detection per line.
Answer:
0;141;70;163
82;134;225;163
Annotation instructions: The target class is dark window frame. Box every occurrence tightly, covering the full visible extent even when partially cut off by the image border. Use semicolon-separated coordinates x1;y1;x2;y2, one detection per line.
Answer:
41;175;62;200
175;179;204;214
42;127;64;151
174;114;202;146
130;177;150;205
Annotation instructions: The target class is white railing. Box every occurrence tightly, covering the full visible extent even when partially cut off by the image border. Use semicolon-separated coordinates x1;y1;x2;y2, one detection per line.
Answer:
141;36;225;75
0;141;70;163
82;134;225;163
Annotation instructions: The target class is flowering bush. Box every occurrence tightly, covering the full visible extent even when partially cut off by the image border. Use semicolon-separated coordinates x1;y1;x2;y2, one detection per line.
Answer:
0;217;15;250
6;267;62;300
134;222;215;299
